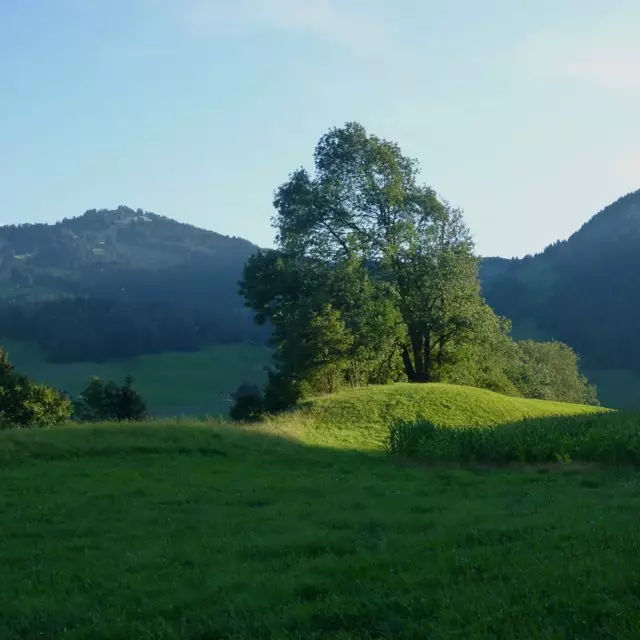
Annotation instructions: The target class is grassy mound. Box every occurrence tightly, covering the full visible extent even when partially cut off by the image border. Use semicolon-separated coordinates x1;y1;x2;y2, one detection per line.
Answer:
3;418;640;638
293;383;604;449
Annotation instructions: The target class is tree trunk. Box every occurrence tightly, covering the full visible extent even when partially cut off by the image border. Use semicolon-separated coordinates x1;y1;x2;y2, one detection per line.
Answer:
422;330;432;382
400;346;416;381
410;330;423;377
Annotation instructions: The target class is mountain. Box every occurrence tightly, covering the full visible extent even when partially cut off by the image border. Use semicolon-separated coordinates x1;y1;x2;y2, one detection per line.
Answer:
0;206;266;362
481;189;640;375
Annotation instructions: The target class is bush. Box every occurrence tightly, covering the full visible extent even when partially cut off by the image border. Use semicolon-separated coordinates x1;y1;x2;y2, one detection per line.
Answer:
230;383;264;422
511;340;599;405
0;348;72;429
387;411;640;466
262;371;303;413
75;375;147;421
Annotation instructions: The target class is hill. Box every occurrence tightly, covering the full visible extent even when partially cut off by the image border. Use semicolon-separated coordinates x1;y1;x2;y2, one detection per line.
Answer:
287;383;603;449
0;206;266;361
1;386;637;639
481;189;640;407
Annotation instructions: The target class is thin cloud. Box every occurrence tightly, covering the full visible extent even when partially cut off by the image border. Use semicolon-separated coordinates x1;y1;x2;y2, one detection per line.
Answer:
179;0;392;58
519;11;640;92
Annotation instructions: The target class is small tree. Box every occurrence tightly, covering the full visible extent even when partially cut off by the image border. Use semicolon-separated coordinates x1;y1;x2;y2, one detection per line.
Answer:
115;375;147;421
75;375;147;421
512;341;599;405
0;348;72;429
230;382;264;422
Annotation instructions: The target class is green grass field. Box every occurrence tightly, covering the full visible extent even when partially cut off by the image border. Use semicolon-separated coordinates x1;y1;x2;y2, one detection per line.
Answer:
3;336;640;414
0;339;272;417
294;382;602;449
3;385;640;638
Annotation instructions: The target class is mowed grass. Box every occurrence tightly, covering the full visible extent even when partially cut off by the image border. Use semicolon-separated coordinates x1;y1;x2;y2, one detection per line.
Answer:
2;385;637;639
0;338;271;417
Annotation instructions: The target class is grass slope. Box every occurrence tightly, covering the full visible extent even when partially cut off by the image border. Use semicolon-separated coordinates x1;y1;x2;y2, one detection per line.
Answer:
3;408;640;639
0;339;271;417
293;382;603;449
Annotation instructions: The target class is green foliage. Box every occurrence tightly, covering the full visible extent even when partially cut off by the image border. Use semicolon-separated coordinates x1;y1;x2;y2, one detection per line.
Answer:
437;311;522;396
229;382;264;422
75;375;147;421
387;410;640;465
117;375;148;421
242;122;511;405
0;348;72;429
512;340;598;405
262;370;304;414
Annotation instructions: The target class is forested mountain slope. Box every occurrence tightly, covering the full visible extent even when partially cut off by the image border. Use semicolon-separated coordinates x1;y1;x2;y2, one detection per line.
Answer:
481;189;640;373
0;206;266;361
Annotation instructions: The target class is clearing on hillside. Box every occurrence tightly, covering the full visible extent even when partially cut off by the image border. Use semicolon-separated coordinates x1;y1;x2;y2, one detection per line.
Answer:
0;339;271;417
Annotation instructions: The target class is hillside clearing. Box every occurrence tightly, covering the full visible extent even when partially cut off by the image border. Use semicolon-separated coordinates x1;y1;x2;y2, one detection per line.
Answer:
0;339;271;417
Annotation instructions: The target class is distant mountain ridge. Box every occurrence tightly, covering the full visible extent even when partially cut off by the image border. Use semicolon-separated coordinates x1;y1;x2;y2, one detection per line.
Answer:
0;206;266;362
0;206;257;279
481;189;640;373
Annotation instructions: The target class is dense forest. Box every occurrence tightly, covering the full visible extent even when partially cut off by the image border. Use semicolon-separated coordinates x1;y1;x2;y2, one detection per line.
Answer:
481;190;640;373
0;206;267;361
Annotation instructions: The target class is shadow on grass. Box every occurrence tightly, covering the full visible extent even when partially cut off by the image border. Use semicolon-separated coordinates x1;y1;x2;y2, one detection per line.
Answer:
4;416;640;639
389;410;640;466
0;420;380;470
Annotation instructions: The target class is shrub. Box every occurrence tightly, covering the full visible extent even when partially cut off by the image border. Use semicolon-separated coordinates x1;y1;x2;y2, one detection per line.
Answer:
75;375;147;421
262;371;303;414
230;383;264;422
0;348;72;429
387;412;640;466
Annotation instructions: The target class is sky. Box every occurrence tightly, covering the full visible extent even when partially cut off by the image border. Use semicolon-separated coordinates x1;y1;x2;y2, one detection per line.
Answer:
1;1;639;258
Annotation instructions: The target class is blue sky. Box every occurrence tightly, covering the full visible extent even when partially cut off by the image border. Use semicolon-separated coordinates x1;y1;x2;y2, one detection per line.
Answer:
1;0;639;257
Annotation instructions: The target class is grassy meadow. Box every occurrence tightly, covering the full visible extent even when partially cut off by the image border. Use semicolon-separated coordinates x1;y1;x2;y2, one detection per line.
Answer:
0;339;271;417
3;336;640;414
3;385;640;638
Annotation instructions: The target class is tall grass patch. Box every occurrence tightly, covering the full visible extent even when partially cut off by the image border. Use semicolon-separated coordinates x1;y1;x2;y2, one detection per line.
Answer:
387;411;640;465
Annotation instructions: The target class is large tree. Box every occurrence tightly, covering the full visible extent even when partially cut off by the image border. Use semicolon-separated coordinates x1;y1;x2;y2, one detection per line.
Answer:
242;122;501;396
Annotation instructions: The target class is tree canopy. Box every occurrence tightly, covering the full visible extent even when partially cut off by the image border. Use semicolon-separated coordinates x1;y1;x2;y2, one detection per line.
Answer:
241;122;598;410
0;347;72;429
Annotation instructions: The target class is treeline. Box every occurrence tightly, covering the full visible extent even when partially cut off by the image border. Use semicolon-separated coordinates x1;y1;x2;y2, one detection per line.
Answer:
0;206;256;269
483;190;640;373
233;122;597;418
1;346;148;429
